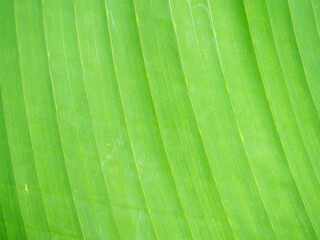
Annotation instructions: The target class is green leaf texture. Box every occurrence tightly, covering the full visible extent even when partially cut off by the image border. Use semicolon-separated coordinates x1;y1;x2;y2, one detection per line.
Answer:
1;0;320;239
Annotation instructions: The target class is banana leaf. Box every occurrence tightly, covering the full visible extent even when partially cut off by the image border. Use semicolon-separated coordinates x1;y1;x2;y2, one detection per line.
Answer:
1;0;320;239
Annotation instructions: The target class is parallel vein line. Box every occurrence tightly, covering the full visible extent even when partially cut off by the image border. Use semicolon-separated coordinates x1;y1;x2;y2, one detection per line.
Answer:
130;0;199;239
0;88;27;239
264;0;320;186
56;0;106;238
102;1;161;239
224;1;278;237
12;0;52;238
72;1;121;239
168;0;239;238
0;205;8;240
141;0;208;238
286;0;320;118
40;0;85;238
80;0;121;237
1;220;83;239
181;5;232;238
130;5;193;233
208;0;279;238
241;0;319;237
257;0;320;234
310;0;320;37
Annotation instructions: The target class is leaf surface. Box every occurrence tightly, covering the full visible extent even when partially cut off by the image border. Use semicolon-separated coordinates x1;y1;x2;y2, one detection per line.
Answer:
1;0;319;239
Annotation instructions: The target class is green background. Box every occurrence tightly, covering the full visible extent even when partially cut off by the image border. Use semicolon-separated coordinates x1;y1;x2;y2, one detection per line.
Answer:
1;0;320;239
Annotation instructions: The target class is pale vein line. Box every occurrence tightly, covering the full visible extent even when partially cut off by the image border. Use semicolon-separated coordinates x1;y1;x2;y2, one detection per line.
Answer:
208;0;279;238
12;0;52;238
310;0;320;37
263;0;320;235
0;220;83;239
130;5;193;232
72;0;121;239
1;181;138;208
286;0;320;118
269;0;320;183
138;0;206;239
40;0;85;238
223;0;278;237
56;0;105;238
206;1;276;239
0;88;27;239
159;2;232;236
0;204;8;239
242;0;318;237
168;0;241;238
101;1;161;240
265;0;320;186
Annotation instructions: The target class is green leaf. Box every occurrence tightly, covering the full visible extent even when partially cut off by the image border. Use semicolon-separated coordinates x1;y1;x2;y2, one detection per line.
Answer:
1;0;319;239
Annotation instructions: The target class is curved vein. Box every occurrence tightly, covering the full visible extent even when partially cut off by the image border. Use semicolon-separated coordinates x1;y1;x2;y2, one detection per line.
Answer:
286;0;320;118
40;0;85;237
167;0;240;238
13;0;52;237
241;0;319;236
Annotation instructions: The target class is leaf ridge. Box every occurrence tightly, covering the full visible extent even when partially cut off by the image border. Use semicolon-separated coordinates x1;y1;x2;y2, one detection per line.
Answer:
142;0;218;237
167;0;238;238
129;1;197;239
49;0;116;238
286;0;320;118
72;1;122;238
241;0;319;236
221;0;278;236
12;1;52;237
251;0;320;234
267;1;320;185
310;0;320;37
40;0;86;237
83;0;123;238
102;1;162;239
0;204;8;240
0;88;27;239
263;0;320;186
206;1;279;238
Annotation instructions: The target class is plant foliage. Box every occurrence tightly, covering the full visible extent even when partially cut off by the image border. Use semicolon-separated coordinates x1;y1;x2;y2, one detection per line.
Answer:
1;0;320;239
